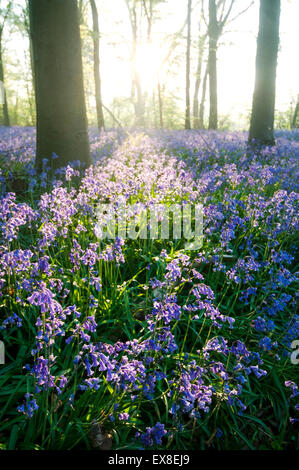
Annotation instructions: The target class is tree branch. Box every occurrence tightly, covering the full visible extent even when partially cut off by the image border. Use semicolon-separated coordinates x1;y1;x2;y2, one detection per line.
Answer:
225;1;254;27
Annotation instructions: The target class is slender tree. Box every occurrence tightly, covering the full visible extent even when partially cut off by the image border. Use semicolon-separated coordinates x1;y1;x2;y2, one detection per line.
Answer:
185;0;192;129
291;95;299;129
142;0;154;42
0;39;9;127
157;80;164;128
29;0;91;170
11;1;36;124
249;0;280;146
23;1;35;96
0;1;12;127
198;62;208;128
90;0;105;130
205;0;254;129
192;21;207;128
208;0;218;129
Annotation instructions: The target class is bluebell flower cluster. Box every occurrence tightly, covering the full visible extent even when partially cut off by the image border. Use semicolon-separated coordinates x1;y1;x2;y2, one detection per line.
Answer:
0;127;298;449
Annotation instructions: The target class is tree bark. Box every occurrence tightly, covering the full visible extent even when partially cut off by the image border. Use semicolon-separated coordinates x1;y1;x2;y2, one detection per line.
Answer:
199;63;208;129
13;93;19;125
158;81;164;129
248;0;280;146
291;96;299;129
0;32;10;126
90;0;105;130
193;27;206;128
192;46;201;128
23;2;36;98
185;0;192;130
29;0;91;170
208;0;218;130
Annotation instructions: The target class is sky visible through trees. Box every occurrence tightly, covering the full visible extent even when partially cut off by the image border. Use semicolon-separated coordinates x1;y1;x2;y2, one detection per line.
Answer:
2;0;299;129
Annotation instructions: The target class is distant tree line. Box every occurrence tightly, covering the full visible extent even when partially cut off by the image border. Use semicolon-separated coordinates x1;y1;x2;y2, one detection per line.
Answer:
0;0;297;168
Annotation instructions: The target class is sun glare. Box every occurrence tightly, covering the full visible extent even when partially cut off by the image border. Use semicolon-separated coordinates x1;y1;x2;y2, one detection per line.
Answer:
135;42;167;92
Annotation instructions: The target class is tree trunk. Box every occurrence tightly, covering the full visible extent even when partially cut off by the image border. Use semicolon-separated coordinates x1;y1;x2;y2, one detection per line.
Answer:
0;36;10;127
13;93;19;125
158;81;164;129
23;3;36;99
185;0;192;130
291;96;299;129
208;0;218;130
26;82;35;126
134;68;145;127
29;0;91;171
193;28;206;128
152;90;158;128
90;0;105;130
199;63;208;128
248;0;280;146
29;36;36;106
192;51;201;128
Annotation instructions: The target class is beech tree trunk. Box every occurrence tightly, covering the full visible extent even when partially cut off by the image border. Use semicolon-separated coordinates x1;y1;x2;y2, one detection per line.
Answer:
248;0;280;146
193;27;206;128
185;0;192;130
90;0;105;130
158;81;164;129
291;97;299;129
0;32;10;126
29;0;91;170
208;0;218;130
199;64;208;128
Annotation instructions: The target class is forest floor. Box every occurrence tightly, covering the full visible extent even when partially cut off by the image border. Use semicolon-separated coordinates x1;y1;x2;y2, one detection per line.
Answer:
0;126;298;450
